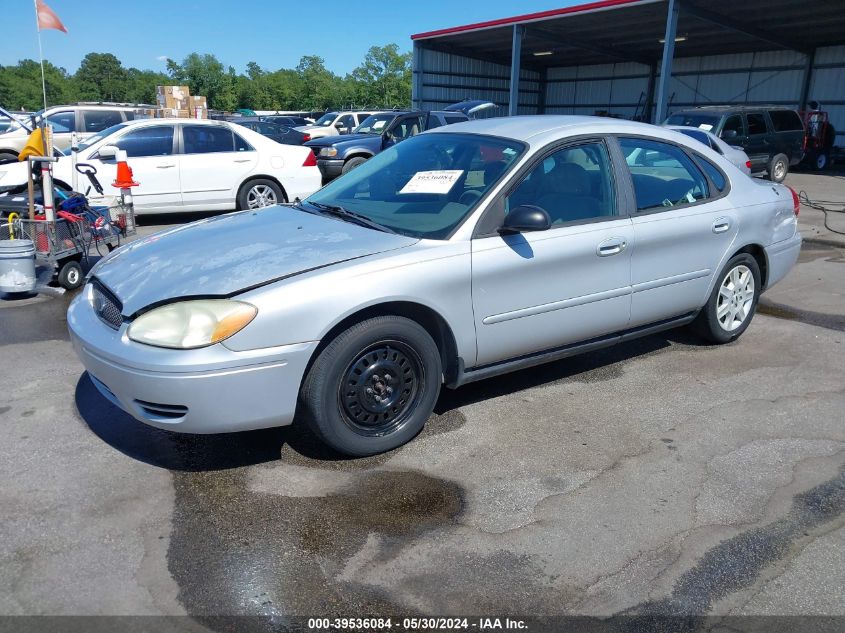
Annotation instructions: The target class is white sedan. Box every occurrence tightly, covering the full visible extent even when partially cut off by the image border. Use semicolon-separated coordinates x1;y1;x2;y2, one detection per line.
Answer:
665;125;752;176
0;118;322;214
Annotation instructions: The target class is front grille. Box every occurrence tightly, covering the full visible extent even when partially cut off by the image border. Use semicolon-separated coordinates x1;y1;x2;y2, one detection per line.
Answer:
91;280;123;330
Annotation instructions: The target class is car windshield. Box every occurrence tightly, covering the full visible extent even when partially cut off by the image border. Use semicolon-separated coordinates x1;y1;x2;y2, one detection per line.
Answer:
665;113;721;131
315;112;338;126
305;133;525;240
354;114;396;134
63;122;129;155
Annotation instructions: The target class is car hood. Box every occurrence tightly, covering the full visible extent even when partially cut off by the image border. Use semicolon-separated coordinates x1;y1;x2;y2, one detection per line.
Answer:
92;205;418;316
305;133;379;149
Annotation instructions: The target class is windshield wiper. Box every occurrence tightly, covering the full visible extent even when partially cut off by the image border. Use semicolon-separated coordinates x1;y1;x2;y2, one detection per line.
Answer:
306;201;396;234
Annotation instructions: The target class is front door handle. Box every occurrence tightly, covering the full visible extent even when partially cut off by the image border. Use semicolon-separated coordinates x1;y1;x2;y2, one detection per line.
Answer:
713;218;731;234
597;237;627;257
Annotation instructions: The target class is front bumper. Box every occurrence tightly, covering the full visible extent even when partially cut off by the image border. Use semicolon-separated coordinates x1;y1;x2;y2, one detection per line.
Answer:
316;158;344;180
67;288;318;434
764;231;802;290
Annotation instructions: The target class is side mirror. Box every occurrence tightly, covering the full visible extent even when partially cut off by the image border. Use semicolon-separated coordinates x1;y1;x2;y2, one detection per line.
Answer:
334;122;344;129
500;205;551;233
720;129;738;140
97;144;118;160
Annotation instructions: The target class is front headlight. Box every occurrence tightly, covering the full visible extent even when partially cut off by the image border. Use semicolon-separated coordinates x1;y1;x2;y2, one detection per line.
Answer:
127;300;257;349
319;147;337;157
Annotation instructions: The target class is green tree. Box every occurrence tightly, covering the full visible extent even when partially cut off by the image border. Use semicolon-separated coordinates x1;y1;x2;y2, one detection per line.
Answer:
0;59;75;110
75;52;128;101
351;44;411;108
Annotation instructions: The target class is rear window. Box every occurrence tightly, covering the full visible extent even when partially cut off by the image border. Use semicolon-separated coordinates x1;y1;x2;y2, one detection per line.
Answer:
768;110;804;132
665;112;721;132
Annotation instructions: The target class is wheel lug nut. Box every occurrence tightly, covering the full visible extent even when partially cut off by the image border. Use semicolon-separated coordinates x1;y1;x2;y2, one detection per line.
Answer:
365;387;374;395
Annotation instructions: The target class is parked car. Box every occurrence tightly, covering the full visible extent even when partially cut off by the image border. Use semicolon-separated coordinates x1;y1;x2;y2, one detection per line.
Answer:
0;118;321;213
68;116;801;456
664;125;752;175
305;110;470;181
232;118;312;145
295;111;379;140
263;115;311;127
664;106;804;182
0;104;146;163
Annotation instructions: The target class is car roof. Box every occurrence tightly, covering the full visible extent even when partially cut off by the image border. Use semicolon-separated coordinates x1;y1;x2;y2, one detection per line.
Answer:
671;105;795;113
428;115;669;144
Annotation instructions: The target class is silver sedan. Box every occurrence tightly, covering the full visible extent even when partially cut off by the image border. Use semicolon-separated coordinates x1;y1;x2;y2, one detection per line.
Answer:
665;124;753;176
68;116;802;456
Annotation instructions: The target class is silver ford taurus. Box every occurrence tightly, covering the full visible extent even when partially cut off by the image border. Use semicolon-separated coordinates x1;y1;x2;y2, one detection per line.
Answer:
68;116;802;456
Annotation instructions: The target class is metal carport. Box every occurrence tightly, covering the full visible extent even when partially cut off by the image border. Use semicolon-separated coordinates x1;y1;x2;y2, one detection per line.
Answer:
411;0;845;139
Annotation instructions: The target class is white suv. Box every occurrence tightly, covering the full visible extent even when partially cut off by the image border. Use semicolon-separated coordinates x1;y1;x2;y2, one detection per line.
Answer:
0;104;146;162
295;111;380;140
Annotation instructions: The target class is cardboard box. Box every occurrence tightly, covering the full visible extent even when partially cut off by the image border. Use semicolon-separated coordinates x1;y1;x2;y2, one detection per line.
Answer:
156;108;191;119
156;85;191;110
189;95;208;119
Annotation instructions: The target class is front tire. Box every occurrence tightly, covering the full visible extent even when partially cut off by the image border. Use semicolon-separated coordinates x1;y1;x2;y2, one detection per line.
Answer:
299;316;442;456
692;254;761;344
237;179;285;210
57;260;83;290
341;156;368;174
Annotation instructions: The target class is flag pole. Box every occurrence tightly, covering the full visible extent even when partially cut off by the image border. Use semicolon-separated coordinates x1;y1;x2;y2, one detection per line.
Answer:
33;0;47;111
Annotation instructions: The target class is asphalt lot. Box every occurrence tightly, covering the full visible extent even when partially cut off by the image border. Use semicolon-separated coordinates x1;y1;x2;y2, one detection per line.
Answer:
1;170;843;631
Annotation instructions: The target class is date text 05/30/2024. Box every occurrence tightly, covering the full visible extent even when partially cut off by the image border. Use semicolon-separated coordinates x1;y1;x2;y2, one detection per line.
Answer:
307;617;528;630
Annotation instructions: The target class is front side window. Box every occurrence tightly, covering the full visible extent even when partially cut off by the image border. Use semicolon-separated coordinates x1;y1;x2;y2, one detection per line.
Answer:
46;111;75;133
338;115;355;130
507;142;616;225
620;138;709;212
721;115;744;138
82;110;123;133
113;126;174;158
746;113;767;135
305;133;524;240
388;116;424;142
183;125;236;153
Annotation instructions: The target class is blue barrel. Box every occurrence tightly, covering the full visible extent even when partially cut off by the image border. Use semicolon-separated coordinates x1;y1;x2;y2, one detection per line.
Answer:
0;239;37;294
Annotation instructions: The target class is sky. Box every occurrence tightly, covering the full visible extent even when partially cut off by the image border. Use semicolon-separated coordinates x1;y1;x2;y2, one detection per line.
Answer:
3;0;581;75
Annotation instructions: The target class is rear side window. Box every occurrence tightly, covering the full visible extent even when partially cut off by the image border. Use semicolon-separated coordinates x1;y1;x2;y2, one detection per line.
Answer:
445;115;467;125
769;110;804;132
234;132;252;152
619;138;709;211
426;115;443;130
746;113;768;135
114;126;174;157
693;156;727;192
82;110;123;133
183;125;236;153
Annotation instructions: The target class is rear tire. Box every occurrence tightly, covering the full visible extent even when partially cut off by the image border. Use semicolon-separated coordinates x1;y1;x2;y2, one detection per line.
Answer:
342;156;368;174
691;253;761;344
768;153;789;183
299;316;442;456
237;178;285;210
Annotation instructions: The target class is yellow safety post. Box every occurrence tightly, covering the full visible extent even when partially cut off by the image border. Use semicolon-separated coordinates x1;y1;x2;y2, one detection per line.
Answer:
7;213;19;240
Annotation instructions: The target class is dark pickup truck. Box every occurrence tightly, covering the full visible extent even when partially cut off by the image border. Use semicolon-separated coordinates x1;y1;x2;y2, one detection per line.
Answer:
305;110;470;181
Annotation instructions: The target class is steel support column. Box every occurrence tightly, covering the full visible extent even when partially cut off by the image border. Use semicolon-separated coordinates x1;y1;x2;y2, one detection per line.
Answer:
412;41;424;110
655;0;679;124
799;48;817;110
509;25;524;116
645;63;657;122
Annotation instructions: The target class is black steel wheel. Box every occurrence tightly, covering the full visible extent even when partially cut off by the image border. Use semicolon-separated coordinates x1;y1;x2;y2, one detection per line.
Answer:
299;316;442;456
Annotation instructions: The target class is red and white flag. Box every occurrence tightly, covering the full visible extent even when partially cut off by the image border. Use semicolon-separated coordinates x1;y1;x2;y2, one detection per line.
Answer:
36;0;67;33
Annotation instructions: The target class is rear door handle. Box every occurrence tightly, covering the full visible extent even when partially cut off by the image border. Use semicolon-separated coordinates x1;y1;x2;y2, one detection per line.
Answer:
713;218;731;234
156;163;176;169
597;237;627;257
233;158;252;163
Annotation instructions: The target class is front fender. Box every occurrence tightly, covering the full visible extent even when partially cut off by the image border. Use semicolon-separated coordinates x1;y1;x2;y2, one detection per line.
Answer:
223;240;477;366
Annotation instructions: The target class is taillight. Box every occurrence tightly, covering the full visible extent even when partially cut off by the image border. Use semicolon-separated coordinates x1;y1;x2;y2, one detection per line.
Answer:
303;133;311;142
302;151;317;167
745;160;752;169
787;186;800;216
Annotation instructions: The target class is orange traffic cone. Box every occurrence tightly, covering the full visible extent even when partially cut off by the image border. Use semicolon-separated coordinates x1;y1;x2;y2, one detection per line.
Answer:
112;151;139;188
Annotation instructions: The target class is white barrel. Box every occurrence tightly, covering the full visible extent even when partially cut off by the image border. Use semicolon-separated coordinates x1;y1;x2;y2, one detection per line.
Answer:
0;239;37;294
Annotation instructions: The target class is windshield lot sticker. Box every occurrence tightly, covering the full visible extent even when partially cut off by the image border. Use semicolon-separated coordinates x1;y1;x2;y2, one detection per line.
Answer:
400;170;464;194
698;124;714;131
